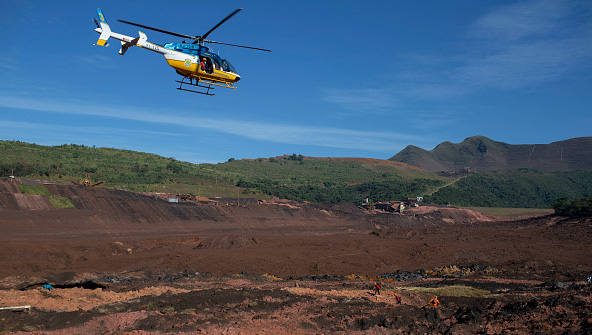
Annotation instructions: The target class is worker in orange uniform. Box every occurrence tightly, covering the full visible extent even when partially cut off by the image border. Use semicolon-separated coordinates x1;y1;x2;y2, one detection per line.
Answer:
429;295;440;308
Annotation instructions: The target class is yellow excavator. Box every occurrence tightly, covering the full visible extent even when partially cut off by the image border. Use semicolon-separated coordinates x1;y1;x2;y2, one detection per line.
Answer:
72;174;105;187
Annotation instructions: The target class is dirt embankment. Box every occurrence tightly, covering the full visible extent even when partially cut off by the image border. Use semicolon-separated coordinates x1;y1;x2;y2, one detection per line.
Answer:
0;180;367;241
0;180;500;242
1;180;592;333
0;179;590;280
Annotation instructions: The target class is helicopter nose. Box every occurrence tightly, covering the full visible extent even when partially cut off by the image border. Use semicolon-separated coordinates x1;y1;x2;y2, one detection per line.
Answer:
235;76;241;82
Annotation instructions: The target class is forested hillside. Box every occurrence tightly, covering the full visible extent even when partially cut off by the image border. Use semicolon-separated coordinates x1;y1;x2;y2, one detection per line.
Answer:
2;140;592;208
0;140;444;202
426;170;592;208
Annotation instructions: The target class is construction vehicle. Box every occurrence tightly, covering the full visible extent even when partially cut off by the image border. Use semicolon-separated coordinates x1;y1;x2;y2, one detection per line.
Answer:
72;174;105;187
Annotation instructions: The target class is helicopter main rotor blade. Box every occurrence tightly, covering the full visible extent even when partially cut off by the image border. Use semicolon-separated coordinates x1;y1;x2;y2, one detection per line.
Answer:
205;40;271;52
117;19;198;40
200;8;243;41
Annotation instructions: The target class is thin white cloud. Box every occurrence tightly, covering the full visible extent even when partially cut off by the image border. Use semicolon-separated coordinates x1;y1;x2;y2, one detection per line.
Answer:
455;37;591;88
458;0;592;89
467;0;572;41
322;0;592;104
0;120;182;138
0;95;426;152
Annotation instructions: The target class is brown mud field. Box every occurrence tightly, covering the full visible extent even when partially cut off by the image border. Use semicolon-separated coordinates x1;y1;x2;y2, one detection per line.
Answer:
1;180;591;334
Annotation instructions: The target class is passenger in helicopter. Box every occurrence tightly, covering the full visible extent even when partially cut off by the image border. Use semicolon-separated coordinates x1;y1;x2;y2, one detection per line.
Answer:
205;58;214;74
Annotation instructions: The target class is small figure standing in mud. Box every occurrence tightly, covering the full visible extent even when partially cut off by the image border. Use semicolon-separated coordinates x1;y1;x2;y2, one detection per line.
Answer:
587;276;591;286
429;295;440;308
394;290;402;304
374;282;381;295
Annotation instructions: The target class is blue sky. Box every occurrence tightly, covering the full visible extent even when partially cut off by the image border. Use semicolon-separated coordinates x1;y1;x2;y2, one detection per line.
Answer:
1;0;591;163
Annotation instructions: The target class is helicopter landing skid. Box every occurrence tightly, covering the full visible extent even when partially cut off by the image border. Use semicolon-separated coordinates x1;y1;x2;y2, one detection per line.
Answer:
176;77;215;96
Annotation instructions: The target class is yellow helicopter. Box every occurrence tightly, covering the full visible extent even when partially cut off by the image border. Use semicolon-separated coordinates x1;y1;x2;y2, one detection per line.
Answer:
93;8;271;95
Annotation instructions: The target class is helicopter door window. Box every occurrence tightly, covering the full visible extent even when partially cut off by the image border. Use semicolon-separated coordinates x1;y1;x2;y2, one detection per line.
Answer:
213;59;222;71
205;58;214;74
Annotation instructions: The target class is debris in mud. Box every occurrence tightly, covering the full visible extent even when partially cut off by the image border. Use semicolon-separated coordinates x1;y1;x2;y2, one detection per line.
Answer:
1;179;592;333
1;268;592;333
19;280;106;291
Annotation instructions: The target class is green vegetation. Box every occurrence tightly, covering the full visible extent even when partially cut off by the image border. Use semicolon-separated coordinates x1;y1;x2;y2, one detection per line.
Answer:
2;140;592;208
553;197;592;218
1;140;236;197
18;184;51;195
400;285;490;297
235;177;443;203
16;182;74;209
426;170;592;208
0;141;443;203
218;156;445;203
49;196;75;209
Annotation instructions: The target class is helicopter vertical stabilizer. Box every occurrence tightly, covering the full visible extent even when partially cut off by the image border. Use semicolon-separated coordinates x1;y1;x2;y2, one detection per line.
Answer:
96;8;111;47
137;31;148;47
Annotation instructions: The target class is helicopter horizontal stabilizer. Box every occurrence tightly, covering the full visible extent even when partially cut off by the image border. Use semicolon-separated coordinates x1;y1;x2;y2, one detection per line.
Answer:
119;37;140;55
95;8;111;47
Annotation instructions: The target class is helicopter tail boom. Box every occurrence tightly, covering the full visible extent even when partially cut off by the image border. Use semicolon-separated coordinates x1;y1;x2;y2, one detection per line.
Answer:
94;9;151;55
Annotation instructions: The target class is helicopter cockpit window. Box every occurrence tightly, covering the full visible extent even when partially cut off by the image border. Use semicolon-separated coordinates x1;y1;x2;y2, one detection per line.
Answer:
221;60;236;74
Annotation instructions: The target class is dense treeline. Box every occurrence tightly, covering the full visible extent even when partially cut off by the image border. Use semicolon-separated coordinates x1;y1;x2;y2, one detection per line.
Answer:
426;170;592;208
553;197;592;218
236;179;443;203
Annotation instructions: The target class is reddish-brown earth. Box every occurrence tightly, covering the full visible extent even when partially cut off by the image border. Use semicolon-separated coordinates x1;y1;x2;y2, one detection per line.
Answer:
1;179;591;334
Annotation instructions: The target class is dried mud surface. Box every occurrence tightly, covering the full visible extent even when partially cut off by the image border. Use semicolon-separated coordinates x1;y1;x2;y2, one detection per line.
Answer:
1;180;591;334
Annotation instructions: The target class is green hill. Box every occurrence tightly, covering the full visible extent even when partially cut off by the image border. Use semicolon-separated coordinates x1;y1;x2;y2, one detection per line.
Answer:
0;140;444;203
2;140;591;208
390;136;592;173
425;169;592;208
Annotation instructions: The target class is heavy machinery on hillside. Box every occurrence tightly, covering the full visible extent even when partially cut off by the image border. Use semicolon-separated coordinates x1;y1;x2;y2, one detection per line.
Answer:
72;174;105;187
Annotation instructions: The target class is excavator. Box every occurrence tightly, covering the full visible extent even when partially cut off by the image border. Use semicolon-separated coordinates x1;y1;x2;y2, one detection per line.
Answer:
72;174;105;187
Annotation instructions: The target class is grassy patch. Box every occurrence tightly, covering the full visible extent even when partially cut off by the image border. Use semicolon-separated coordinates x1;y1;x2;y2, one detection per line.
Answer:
49;196;74;209
400;285;490;297
18;184;51;195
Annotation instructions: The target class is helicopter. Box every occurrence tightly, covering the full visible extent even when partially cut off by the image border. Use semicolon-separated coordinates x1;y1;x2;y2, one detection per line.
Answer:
93;8;271;95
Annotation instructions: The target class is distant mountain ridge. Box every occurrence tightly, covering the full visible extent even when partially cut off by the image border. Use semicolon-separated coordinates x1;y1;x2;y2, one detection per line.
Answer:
389;136;592;173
